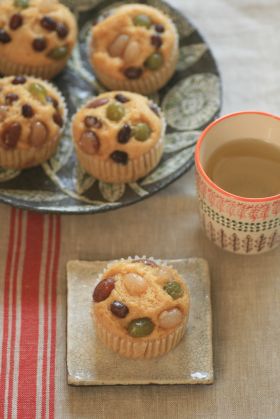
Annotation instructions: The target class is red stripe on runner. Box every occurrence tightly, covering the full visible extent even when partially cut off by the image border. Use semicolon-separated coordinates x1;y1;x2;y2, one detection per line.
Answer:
0;208;17;419
49;215;60;419
7;210;23;419
17;212;44;419
41;216;53;419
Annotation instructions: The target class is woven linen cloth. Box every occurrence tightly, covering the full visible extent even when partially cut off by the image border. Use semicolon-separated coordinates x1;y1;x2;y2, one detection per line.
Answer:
1;0;280;418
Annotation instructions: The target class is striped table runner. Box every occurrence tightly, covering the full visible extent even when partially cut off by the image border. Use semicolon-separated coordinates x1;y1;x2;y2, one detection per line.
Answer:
0;208;60;419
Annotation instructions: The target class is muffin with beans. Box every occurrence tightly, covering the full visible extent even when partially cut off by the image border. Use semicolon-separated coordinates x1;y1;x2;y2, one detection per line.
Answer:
72;91;165;183
0;75;66;169
92;258;190;359
89;4;179;94
0;0;77;79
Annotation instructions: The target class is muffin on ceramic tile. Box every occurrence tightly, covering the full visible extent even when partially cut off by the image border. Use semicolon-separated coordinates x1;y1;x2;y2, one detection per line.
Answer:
71;91;165;184
92;257;190;359
89;4;179;94
0;75;66;169
0;0;77;79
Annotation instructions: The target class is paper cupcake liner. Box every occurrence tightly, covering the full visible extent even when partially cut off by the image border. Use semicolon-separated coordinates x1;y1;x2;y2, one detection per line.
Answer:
0;141;59;169
72;99;166;183
94;316;187;359
89;19;179;95
0;56;69;80
75;136;164;183
0;77;68;169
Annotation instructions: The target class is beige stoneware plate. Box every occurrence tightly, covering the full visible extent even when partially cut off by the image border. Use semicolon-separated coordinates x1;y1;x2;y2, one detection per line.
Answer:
67;258;213;385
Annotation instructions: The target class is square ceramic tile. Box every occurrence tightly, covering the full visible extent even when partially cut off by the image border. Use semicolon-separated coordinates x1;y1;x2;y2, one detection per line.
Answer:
67;258;213;385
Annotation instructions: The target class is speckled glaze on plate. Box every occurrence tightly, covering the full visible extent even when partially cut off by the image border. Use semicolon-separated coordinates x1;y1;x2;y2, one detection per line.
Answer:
67;258;213;385
0;0;222;214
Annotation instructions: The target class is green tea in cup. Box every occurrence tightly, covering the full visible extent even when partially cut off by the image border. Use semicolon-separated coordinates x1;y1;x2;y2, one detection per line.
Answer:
204;137;280;198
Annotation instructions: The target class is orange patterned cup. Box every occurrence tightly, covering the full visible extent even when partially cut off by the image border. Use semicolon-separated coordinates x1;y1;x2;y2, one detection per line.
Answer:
195;111;280;254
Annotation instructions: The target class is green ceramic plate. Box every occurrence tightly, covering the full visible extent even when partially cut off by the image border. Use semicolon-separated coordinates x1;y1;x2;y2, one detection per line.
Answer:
0;0;222;214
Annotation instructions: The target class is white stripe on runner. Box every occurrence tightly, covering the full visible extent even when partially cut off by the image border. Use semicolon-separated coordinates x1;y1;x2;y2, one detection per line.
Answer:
46;216;56;419
4;209;21;419
11;211;26;418
0;208;14;376
36;215;49;419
